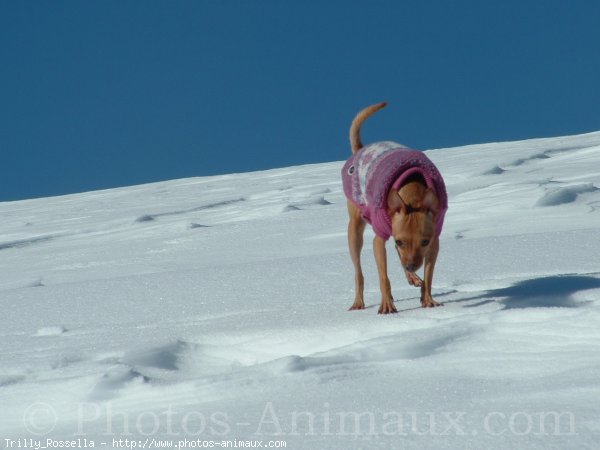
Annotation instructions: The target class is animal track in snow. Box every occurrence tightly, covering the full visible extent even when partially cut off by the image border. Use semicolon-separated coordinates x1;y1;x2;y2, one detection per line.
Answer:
507;153;551;167
454;230;467;240
482;166;506;175
188;223;211;229
535;183;599;207
89;366;150;400
35;325;68;336
482;150;555;176
482;147;584;177
0;235;56;251
267;330;467;374
121;340;189;371
88;341;191;398
50;354;83;370
105;326;467;387
29;278;45;288
134;198;246;223
134;215;156;223
0;373;27;387
283;196;333;212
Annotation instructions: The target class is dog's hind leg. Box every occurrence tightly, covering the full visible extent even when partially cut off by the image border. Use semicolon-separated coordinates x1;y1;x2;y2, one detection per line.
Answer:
347;201;366;310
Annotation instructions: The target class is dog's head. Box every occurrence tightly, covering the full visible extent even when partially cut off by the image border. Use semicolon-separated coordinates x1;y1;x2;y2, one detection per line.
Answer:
388;183;439;273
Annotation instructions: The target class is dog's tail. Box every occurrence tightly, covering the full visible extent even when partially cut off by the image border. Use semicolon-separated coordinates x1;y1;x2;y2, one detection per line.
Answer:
349;102;387;154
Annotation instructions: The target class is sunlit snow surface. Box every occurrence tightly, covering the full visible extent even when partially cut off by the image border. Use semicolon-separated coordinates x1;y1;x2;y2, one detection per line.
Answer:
2;132;600;449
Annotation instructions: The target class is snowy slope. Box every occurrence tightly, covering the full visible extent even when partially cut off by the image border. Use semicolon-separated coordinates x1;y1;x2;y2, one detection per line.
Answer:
1;132;600;449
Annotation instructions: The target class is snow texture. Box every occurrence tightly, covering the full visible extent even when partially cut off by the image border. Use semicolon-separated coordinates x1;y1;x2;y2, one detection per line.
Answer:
1;131;600;449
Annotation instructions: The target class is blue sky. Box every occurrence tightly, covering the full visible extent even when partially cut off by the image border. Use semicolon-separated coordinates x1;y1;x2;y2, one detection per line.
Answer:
2;1;599;202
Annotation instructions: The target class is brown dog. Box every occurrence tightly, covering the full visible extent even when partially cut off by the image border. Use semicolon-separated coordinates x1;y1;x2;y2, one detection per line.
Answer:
341;102;448;314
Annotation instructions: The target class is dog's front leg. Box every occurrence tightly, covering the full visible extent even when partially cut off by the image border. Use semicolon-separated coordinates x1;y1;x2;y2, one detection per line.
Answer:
373;236;397;314
421;237;442;308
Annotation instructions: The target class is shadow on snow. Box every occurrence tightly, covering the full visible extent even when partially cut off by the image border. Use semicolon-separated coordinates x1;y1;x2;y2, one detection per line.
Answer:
463;274;600;309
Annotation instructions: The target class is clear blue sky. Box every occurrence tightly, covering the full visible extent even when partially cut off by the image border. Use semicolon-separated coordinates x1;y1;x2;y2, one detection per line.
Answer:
2;1;599;202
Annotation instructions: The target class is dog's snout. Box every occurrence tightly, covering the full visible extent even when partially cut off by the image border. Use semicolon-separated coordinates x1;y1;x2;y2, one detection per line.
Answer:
405;263;418;273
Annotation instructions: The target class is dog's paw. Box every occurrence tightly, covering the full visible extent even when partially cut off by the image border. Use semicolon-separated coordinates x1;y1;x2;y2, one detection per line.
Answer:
348;304;365;311
405;271;423;287
421;295;442;308
348;299;365;311
378;299;398;315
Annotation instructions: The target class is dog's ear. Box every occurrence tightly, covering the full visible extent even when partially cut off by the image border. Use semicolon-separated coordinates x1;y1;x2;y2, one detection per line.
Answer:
423;189;440;216
388;190;406;214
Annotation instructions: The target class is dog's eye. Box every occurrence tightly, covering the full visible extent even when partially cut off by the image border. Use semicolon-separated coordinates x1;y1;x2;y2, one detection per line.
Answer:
395;240;403;248
421;239;430;247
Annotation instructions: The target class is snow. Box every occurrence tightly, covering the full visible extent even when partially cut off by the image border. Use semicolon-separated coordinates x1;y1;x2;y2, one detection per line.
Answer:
1;131;600;449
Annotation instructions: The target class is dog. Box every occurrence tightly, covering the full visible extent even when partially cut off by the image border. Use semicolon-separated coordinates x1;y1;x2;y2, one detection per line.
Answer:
341;102;448;314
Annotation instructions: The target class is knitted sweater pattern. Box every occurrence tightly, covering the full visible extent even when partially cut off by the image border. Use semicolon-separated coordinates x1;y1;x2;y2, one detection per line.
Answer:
341;141;448;240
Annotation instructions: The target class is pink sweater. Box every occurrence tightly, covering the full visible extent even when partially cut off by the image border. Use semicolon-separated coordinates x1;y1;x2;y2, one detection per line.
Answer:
342;141;447;240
